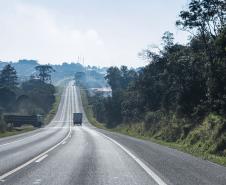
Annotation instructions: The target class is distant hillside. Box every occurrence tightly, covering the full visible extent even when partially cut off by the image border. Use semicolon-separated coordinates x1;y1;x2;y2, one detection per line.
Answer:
0;60;108;87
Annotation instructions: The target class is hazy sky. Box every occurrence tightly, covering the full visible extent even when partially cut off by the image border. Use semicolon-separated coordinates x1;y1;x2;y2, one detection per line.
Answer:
0;0;189;67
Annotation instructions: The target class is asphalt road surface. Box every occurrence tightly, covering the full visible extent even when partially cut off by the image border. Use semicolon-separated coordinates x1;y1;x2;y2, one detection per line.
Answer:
0;82;226;185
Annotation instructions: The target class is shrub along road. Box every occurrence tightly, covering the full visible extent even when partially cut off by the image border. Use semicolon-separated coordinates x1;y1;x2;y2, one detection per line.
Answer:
0;82;226;185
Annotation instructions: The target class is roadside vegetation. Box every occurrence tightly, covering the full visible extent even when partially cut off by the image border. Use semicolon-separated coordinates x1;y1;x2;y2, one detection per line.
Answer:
0;64;57;137
80;88;105;129
81;0;226;165
82;87;226;166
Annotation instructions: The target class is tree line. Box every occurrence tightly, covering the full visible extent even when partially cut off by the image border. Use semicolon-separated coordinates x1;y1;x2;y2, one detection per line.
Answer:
86;0;226;154
0;64;55;132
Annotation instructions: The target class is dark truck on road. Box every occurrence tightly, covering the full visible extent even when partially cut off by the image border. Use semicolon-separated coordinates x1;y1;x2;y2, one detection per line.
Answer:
73;113;83;125
4;114;44;128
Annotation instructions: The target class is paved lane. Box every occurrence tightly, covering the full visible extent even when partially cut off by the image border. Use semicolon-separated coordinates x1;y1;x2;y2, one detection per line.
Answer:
0;83;160;185
1;82;226;185
0;83;72;177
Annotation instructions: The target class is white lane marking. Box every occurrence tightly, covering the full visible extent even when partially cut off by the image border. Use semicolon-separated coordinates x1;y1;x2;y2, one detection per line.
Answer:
33;179;42;184
99;132;168;185
73;84;167;184
35;154;48;163
0;126;70;148
74;83;166;184
0;125;72;181
45;127;70;129
61;141;66;145
0;85;72;180
0;132;45;148
0;89;68;148
51;121;69;123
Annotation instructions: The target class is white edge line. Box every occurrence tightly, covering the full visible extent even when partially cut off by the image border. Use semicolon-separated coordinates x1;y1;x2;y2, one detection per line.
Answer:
0;88;69;148
0;126;71;181
35;154;48;163
0;126;69;147
0;131;45;148
99;132;167;185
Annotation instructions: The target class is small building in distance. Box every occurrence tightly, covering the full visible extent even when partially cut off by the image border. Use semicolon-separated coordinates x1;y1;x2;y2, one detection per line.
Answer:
89;87;112;97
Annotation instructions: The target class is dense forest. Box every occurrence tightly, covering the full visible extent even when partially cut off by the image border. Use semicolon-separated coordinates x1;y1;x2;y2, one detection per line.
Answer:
85;0;226;156
0;64;55;132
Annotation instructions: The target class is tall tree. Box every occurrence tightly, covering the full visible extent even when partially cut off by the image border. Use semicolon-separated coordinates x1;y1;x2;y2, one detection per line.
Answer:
162;31;174;50
176;0;226;110
35;65;55;83
105;67;122;91
176;0;226;38
0;64;18;88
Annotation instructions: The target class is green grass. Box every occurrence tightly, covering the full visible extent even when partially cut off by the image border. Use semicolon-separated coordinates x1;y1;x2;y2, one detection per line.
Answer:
111;123;226;166
0;126;35;138
44;83;65;125
44;94;61;124
80;88;105;129
80;88;226;166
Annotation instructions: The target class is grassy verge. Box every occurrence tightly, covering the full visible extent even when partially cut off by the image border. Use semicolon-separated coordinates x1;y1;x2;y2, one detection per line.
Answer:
80;88;105;129
44;84;66;124
111;124;226;166
80;88;226;166
44;93;61;125
0;126;35;138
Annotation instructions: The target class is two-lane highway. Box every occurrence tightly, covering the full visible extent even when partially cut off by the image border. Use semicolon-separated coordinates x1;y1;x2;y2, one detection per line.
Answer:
0;82;163;185
0;82;226;185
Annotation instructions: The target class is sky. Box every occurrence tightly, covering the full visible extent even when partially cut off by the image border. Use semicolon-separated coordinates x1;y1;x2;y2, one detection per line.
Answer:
0;0;189;67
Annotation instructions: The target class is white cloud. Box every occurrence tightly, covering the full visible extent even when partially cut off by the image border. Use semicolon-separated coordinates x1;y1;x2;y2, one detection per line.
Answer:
0;0;189;67
0;2;109;66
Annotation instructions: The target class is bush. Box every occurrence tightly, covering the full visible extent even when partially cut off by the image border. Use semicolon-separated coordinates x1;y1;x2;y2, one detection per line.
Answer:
160;124;182;142
185;114;226;155
144;111;164;130
0;113;6;132
21;79;55;114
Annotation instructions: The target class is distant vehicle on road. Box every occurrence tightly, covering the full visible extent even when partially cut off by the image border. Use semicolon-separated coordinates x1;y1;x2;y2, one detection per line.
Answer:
3;114;43;128
73;113;83;125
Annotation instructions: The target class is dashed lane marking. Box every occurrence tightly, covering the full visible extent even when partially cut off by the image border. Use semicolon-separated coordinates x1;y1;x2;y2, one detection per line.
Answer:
0;126;72;181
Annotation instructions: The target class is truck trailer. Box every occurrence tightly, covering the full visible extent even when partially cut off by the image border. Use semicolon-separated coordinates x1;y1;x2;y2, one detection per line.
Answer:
73;113;83;125
3;114;43;128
